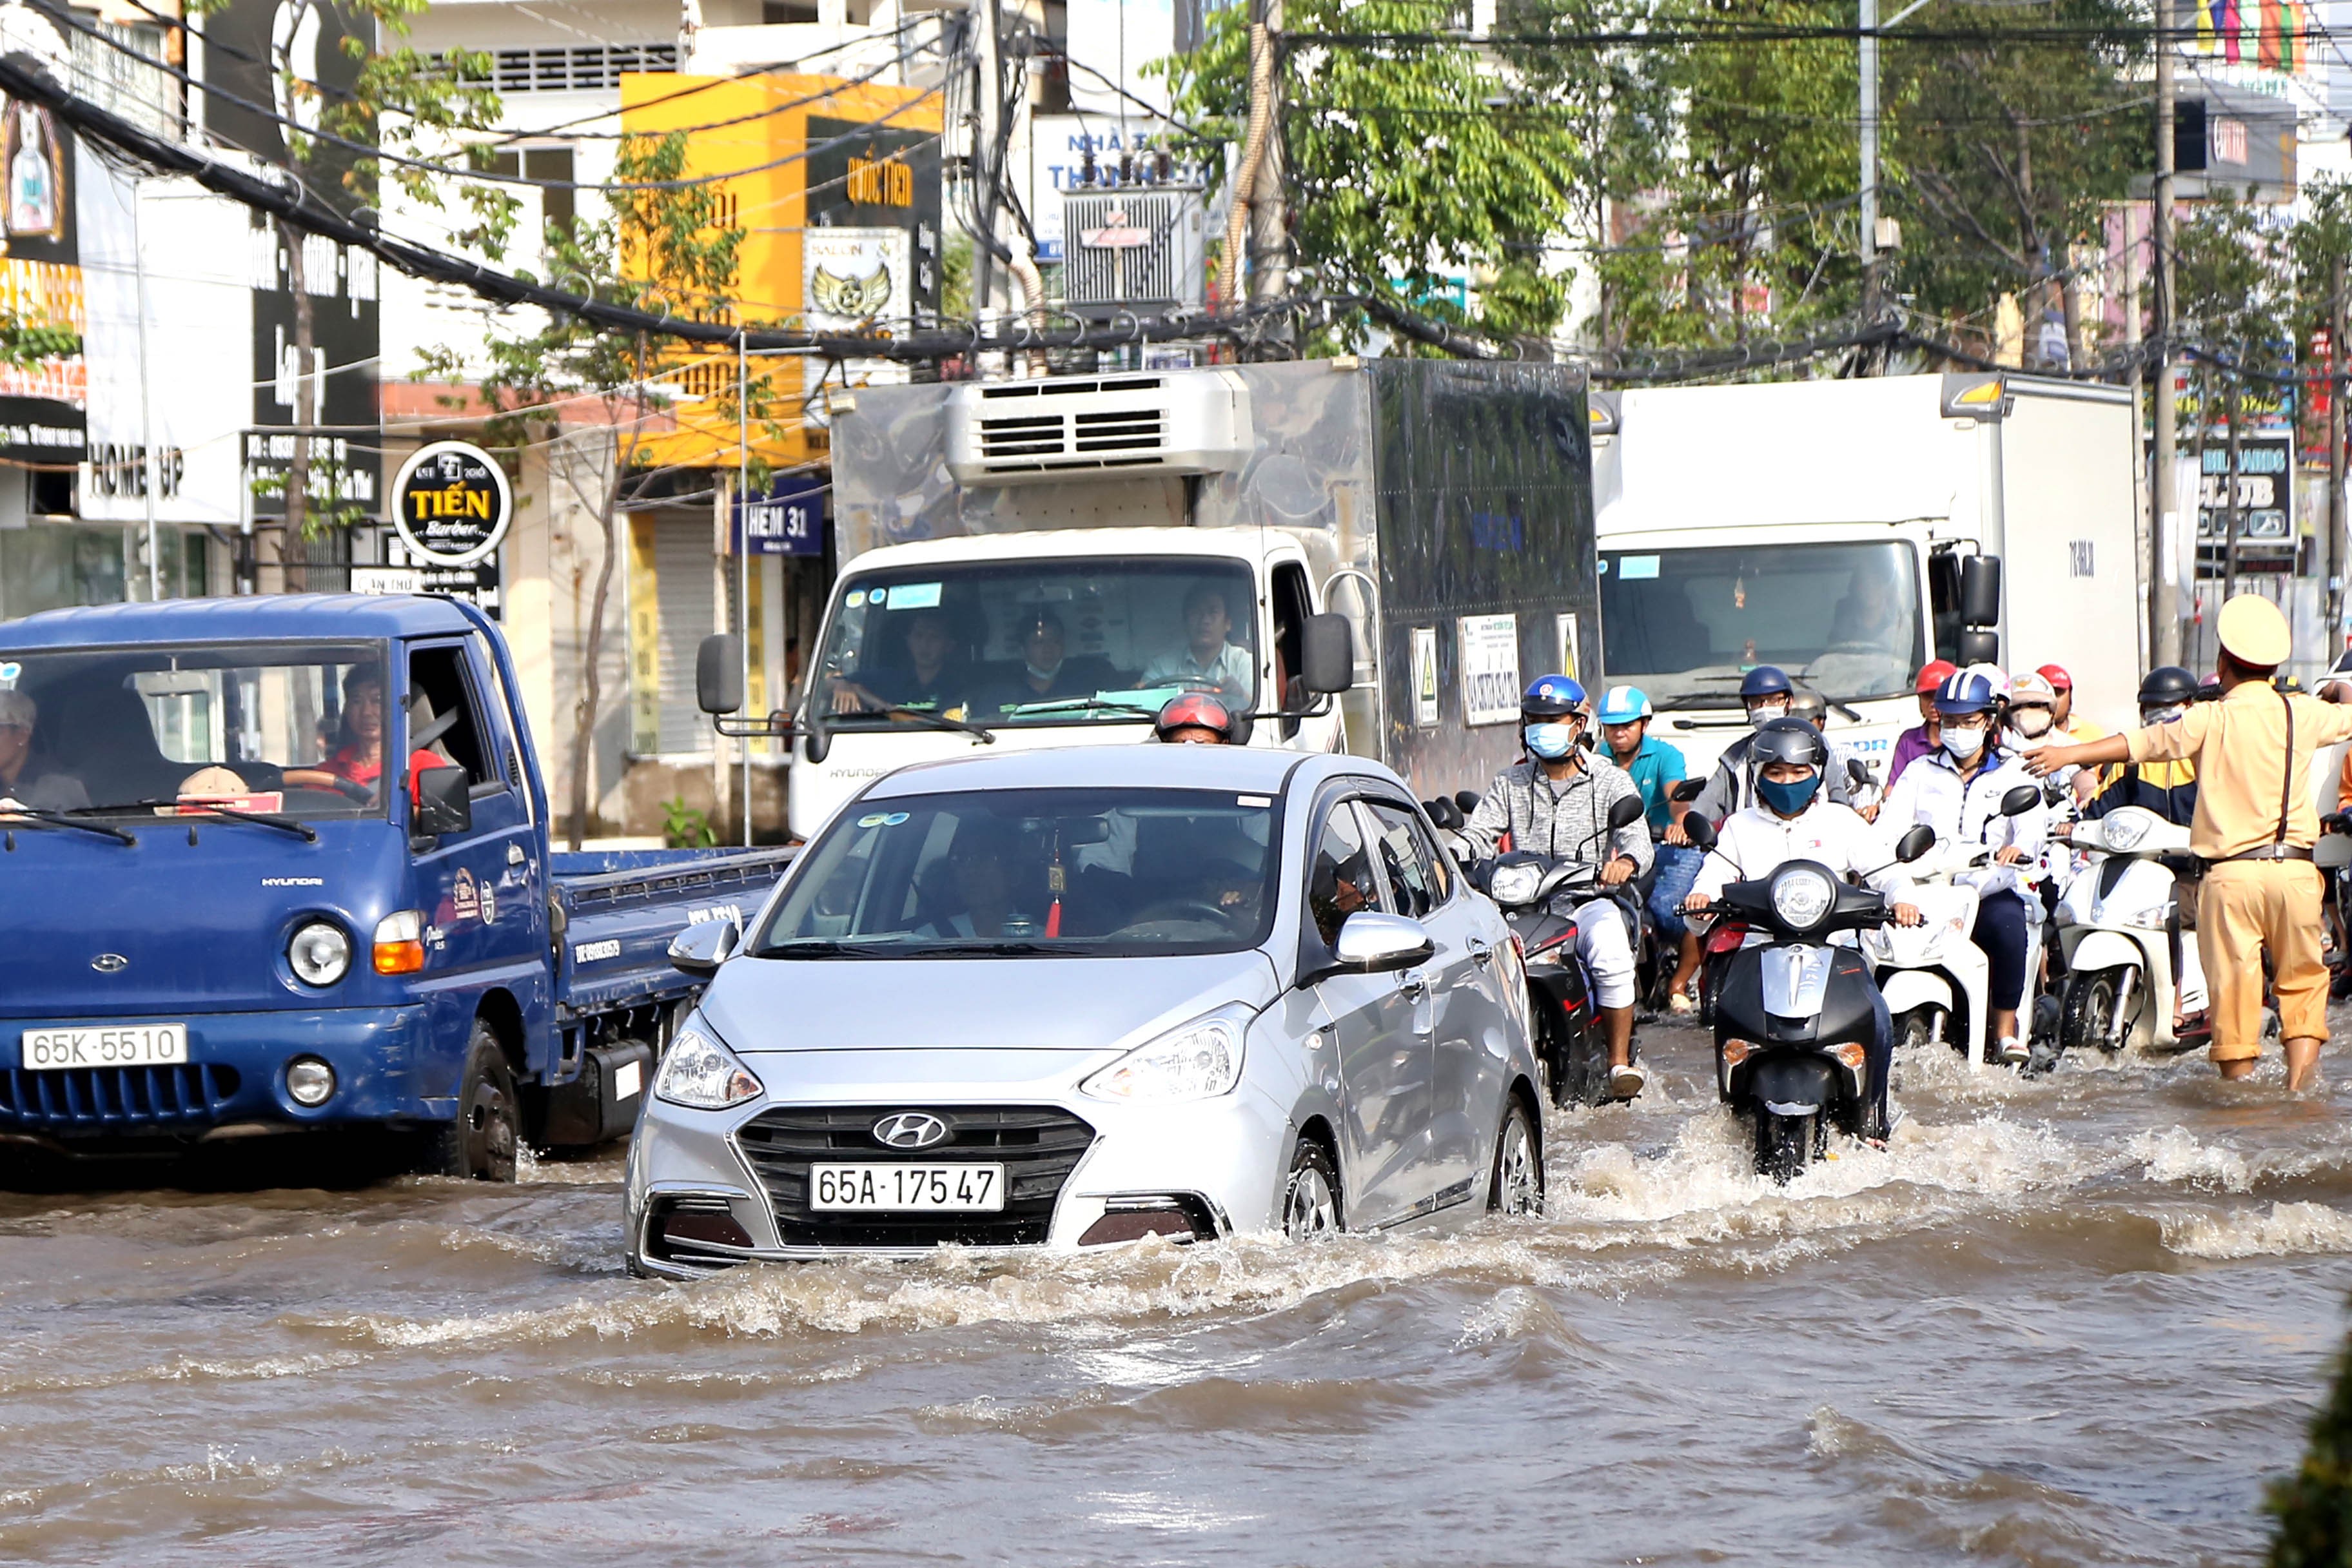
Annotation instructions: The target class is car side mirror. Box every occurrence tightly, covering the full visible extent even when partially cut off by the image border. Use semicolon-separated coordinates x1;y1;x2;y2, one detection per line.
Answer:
1680;812;1717;851
1959;554;2001;627
415;765;471;838
1999;783;2041;817
1896;823;1936;863
669;917;741;979
697;633;743;716
1301;612;1354;696
1330;911;1435;974
1606;793;1645;832
1669;778;1705;803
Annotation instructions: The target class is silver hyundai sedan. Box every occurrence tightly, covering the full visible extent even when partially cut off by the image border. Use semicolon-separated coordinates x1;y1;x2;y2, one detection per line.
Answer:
623;745;1546;1275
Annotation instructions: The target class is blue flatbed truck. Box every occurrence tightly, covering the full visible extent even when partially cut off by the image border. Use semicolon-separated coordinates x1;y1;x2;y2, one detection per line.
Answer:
0;594;793;1178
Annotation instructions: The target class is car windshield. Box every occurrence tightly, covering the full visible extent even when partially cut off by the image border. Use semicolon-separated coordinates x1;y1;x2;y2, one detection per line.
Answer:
810;558;1259;729
0;641;395;821
753;787;1284;957
1598;540;1925;708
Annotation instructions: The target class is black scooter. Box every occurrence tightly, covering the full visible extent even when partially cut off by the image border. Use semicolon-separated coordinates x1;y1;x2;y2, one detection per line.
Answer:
1431;791;1648;1108
1681;812;1934;1181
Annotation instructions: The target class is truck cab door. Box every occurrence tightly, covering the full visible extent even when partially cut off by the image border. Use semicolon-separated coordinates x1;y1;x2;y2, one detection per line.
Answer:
404;640;548;1080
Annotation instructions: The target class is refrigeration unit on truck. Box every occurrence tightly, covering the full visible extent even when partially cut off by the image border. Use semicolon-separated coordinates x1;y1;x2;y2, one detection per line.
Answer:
0;595;793;1177
701;360;1603;838
1589;372;2146;783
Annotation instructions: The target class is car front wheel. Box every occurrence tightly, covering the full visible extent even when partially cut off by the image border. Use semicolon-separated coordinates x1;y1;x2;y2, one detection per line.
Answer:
1487;1095;1543;1215
1280;1139;1340;1241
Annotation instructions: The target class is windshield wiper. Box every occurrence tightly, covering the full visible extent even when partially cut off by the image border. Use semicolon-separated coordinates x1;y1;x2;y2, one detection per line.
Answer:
848;707;997;742
906;941;1059;956
0;805;136;845
75;798;317;843
1002;695;1166;720
751;938;921;959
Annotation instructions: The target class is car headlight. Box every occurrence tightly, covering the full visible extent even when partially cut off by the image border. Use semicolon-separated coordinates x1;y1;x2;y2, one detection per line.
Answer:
653;1022;763;1110
1081;1005;1250;1102
288;919;351;986
1488;863;1542;907
1768;865;1837;932
2101;811;2152;852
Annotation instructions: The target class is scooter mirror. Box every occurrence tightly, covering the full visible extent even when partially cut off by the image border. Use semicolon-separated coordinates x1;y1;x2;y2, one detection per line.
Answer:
1606;793;1645;831
1424;798;1464;830
1453;790;1482;814
1999;783;2041;817
1669;778;1705;803
1847;757;1870;788
1679;812;1717;851
1895;823;1936;863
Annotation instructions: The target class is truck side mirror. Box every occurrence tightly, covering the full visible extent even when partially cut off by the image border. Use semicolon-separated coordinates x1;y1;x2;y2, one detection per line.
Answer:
1959;555;2001;628
1957;629;1998;665
803;711;830;765
1302;613;1353;695
697;633;744;715
415;766;471;838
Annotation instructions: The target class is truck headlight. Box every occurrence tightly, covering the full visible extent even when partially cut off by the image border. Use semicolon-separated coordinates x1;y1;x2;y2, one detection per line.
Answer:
1081;1006;1249;1102
372;909;426;975
653;1023;763;1110
289;920;351;986
1769;865;1836;933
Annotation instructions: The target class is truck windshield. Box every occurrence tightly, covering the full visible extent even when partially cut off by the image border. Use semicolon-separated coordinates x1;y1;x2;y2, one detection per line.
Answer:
0;642;398;821
812;558;1259;729
754;786;1282;957
1598;540;1924;708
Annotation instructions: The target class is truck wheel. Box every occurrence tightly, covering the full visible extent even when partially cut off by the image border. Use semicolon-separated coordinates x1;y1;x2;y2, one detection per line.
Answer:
430;1024;522;1182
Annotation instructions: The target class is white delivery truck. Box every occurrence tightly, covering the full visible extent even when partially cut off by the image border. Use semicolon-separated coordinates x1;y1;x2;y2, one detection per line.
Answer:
1589;372;2146;782
702;359;1604;838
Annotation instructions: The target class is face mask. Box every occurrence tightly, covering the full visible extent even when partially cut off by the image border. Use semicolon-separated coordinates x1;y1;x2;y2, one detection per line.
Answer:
1747;700;1788;727
1025;658;1063;683
2011;708;2053;739
1756;774;1820;817
2142;704;2185;727
1943;725;1986;761
1525;722;1577;760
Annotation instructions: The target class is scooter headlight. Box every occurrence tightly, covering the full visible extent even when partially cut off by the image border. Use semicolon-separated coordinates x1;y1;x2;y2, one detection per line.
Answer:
1768;865;1837;933
1488;863;1543;908
2101;811;2153;852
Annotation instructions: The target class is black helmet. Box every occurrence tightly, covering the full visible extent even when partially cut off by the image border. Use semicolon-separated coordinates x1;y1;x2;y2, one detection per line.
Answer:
1787;687;1827;725
2137;666;2195;707
1750;716;1827;771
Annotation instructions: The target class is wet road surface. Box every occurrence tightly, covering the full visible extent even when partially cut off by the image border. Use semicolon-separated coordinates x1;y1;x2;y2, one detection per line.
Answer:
4;1019;2349;1565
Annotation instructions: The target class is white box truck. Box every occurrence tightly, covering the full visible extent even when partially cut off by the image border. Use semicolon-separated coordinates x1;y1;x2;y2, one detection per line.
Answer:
1590;372;2147;781
718;359;1604;838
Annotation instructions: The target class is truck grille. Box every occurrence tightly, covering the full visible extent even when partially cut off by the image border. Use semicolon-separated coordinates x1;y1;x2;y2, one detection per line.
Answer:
734;1105;1097;1248
0;1064;242;1129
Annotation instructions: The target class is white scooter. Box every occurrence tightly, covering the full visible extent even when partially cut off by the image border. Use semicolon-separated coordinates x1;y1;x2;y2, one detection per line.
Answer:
2050;805;2210;1057
1861;784;2045;1069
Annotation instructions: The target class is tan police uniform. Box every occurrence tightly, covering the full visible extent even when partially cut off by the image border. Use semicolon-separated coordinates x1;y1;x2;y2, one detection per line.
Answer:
2126;598;2352;1061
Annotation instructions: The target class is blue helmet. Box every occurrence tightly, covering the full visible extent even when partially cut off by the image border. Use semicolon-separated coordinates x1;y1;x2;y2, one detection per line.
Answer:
1522;674;1587;719
1740;665;1793;700
1596;684;1652;724
1934;669;2002;716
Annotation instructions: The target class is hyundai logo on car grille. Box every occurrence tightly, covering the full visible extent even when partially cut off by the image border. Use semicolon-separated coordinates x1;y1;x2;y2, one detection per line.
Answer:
873;1112;948;1150
90;954;128;974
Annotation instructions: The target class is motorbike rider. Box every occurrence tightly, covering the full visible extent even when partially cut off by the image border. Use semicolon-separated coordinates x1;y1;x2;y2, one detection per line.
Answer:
1597;685;1701;990
1681;718;1924;1132
2082;667;2198;825
1888;660;1959;789
1153;692;1237;745
1877;668;2050;1066
1686;667;1858;823
1461;674;1655;1099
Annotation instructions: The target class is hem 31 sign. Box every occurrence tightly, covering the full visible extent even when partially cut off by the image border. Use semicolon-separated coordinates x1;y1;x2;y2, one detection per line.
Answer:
366;442;513;616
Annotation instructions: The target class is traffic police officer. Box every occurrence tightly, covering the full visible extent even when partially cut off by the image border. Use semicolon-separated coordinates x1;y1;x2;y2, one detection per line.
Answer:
2025;595;2352;1090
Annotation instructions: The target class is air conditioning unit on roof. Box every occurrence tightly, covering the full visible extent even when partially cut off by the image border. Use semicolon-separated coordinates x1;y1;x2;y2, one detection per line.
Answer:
945;370;1251;486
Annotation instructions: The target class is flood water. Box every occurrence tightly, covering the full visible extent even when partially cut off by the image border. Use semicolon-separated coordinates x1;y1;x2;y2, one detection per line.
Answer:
5;1019;2350;1566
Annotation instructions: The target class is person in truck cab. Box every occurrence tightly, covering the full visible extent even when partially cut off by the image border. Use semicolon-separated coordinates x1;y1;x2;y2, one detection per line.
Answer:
285;665;447;800
1143;582;1253;705
0;688;87;810
986;607;1098;714
830;606;972;718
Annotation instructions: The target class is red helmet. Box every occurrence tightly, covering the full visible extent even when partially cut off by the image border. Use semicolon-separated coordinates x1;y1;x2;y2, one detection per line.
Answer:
1155;692;1235;743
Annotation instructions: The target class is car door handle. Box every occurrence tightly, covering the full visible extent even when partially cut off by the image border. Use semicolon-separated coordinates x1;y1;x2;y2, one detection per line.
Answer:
1398;971;1431;998
1467;939;1495;968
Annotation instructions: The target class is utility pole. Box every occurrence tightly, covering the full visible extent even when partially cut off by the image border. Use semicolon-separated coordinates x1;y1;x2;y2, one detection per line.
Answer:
1247;0;1286;310
1859;0;1879;321
972;0;1003;338
2151;0;2181;665
2330;255;2347;655
132;177;160;603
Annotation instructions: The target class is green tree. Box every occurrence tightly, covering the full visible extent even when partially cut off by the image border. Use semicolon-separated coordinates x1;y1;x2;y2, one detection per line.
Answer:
1156;0;1592;348
186;0;505;573
418;130;747;848
2268;1306;2352;1565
